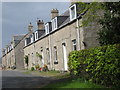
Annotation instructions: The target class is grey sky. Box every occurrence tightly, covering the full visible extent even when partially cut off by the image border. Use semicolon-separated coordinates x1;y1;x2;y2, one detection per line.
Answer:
2;2;70;56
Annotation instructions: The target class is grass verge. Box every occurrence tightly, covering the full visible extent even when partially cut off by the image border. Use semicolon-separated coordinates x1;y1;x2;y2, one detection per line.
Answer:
44;78;105;88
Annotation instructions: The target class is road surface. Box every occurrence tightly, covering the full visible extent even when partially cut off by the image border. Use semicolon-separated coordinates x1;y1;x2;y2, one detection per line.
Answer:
1;70;53;88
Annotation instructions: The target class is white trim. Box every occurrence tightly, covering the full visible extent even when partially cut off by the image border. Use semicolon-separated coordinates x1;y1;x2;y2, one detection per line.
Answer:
69;4;77;21
51;17;58;31
25;38;27;46
35;31;38;41
31;34;34;43
45;23;49;35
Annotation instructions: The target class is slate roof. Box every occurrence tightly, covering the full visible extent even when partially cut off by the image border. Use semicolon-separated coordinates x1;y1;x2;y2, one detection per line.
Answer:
60;10;69;16
13;35;25;46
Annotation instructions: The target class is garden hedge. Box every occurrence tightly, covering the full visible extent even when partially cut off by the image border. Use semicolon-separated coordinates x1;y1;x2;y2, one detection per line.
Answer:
68;44;120;87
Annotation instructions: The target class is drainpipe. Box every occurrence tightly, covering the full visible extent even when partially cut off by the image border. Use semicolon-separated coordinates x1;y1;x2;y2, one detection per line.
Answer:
49;35;52;70
76;19;81;50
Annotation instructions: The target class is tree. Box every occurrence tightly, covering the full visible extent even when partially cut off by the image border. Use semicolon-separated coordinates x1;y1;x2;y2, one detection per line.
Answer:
77;2;103;27
98;2;120;45
77;2;120;45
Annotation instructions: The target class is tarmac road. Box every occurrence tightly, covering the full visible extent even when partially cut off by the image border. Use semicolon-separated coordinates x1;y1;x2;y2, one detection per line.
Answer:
1;70;52;88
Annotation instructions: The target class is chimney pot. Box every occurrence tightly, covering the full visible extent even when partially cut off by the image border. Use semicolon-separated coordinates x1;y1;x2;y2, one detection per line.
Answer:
51;8;59;19
37;19;44;30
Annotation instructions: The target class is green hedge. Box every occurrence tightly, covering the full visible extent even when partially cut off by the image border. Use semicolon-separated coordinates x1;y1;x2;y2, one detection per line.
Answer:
68;44;120;87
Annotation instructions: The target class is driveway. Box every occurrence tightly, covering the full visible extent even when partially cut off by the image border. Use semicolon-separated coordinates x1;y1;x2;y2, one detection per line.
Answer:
2;70;53;88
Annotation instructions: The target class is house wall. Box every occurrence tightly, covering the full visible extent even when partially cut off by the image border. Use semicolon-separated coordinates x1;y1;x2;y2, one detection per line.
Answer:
2;49;15;69
24;44;34;70
14;39;25;70
2;55;6;67
24;19;82;71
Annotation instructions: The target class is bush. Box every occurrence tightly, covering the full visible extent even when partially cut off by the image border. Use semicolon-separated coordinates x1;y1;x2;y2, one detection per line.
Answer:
68;44;120;87
35;64;40;70
42;64;49;71
31;67;35;71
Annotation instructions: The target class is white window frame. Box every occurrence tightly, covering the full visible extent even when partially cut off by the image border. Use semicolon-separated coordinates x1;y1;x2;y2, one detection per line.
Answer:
31;34;34;43
8;47;9;52
51;17;58;31
45;23;49;34
35;31;38;41
10;45;11;50
54;46;58;63
25;38;27;46
69;4;77;21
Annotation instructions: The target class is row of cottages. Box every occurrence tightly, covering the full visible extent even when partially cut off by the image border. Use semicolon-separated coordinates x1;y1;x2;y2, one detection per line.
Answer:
2;30;33;70
23;3;100;71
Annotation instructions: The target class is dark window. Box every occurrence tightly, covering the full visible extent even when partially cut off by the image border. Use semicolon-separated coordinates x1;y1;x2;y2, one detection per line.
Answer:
54;46;58;64
72;39;77;51
46;48;50;64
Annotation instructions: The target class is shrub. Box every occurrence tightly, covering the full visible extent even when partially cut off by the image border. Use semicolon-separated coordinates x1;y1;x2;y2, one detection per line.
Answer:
31;67;35;71
35;64;40;70
68;44;120;87
42;64;49;71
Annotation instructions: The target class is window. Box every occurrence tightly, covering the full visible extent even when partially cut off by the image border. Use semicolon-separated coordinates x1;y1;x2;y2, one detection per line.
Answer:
31;34;34;43
52;17;57;31
72;39;77;51
25;38;27;46
45;23;49;34
35;31;38;41
46;48;50;64
54;46;58;64
69;4;77;21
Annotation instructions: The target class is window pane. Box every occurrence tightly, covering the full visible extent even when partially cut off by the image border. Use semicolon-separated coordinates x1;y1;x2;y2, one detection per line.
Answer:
71;7;75;19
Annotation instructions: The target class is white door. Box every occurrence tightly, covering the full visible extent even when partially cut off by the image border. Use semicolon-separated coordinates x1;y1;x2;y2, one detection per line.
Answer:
62;43;68;71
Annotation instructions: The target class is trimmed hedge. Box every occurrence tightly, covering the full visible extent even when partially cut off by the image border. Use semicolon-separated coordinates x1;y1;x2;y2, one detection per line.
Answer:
68;44;120;87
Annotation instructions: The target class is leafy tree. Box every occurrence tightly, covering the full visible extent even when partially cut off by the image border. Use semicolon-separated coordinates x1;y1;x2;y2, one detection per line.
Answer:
77;2;120;45
77;2;103;27
98;2;120;45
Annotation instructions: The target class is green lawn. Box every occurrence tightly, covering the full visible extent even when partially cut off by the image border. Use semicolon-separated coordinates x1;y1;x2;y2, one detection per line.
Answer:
44;78;105;88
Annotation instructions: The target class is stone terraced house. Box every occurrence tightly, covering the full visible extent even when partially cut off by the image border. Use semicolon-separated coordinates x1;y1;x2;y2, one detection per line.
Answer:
2;28;33;70
23;3;100;71
2;3;101;71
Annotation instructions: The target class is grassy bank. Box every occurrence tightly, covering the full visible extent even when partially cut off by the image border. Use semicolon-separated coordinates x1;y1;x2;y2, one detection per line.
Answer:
44;78;105;88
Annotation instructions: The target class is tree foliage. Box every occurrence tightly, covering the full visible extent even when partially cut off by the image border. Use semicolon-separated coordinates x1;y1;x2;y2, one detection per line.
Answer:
98;2;120;45
77;2;103;27
78;2;120;45
68;44;120;87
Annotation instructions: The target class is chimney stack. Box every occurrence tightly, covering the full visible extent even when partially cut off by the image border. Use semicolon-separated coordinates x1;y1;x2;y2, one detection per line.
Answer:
37;20;44;30
28;22;33;32
51;9;59;19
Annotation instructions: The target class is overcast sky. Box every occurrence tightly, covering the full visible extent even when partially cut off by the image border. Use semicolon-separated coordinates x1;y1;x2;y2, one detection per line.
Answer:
1;2;70;56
